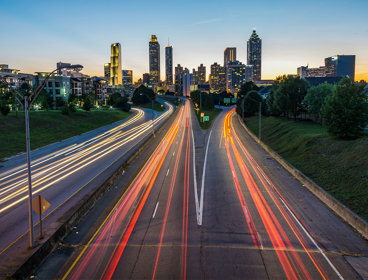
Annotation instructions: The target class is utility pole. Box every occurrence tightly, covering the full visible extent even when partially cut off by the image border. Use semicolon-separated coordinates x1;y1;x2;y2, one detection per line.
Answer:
25;96;35;248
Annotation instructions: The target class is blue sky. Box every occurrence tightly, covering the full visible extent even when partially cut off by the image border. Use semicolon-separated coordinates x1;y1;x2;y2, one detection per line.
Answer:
1;0;367;81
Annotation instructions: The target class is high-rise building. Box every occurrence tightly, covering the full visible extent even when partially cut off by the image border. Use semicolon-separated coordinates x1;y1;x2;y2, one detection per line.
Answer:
104;63;111;80
143;73;150;84
192;69;198;85
110;43;122;86
325;55;355;80
247;29;262;81
165;45;173;85
175;64;184;92
209;62;226;93
198;64;206;84
149;35;160;84
176;68;192;97
224;48;236;67
122;70;133;85
226;61;253;93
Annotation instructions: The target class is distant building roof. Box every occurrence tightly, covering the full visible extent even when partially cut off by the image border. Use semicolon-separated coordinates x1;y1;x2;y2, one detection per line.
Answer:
304;76;343;86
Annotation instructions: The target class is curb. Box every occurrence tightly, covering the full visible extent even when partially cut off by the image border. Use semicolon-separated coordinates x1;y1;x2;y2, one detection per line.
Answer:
11;106;180;280
236;114;368;240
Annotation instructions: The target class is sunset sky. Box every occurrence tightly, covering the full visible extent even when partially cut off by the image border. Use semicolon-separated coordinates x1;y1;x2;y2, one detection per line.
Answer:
1;0;367;82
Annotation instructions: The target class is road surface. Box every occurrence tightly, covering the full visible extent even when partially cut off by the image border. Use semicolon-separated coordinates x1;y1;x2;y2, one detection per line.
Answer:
0;103;174;265
41;104;368;279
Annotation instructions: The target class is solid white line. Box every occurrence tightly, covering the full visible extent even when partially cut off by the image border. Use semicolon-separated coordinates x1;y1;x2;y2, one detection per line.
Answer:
173;152;175;156
198;129;213;226
166;169;170;176
152;202;159;218
191;126;200;225
278;198;344;279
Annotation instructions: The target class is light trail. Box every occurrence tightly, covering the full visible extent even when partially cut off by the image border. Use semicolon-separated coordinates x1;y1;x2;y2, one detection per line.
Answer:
223;109;342;279
63;102;185;280
0;104;173;215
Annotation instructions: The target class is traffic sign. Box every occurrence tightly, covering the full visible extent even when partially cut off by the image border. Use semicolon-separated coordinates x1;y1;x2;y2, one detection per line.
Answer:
204;116;209;121
200;112;204;117
33;195;50;239
224;98;230;104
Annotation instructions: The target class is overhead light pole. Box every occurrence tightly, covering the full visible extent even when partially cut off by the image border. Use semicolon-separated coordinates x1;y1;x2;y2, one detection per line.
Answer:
25;64;83;248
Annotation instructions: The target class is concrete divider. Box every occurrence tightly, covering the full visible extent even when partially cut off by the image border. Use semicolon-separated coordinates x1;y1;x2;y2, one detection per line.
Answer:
236;114;368;240
12;106;180;280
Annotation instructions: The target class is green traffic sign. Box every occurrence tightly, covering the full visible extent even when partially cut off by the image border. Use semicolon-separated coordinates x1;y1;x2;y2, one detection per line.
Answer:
224;98;230;104
204;116;209;121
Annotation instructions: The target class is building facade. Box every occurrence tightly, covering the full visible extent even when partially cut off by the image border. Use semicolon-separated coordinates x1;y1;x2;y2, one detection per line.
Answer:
325;55;355;80
247;29;262;81
149;35;160;84
297;66;326;78
226;61;253;94
122;70;133;85
209;62;226;93
198;64;206;84
104;63;111;80
165;45;173;85
224;48;236;67
110;43;122;86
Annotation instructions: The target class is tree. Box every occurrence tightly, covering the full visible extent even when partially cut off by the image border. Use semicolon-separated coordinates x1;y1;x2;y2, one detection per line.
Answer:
56;97;66;108
304;82;333;123
0;104;10;116
322;78;368;139
273;75;309;120
132;85;155;105
37;89;53;110
83;96;93;111
238;81;259;98
243;90;263;116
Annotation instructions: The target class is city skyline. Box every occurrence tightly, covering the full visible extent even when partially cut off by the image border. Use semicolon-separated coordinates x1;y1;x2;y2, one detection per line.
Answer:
1;0;367;82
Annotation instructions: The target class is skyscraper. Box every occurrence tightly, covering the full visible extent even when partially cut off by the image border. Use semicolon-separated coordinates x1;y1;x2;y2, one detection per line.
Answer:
325;55;355;80
198;64;206;84
149;35;160;84
224;48;237;67
165;45;173;85
104;63;111;80
247;29;262;81
209;62;226;93
110;43;122;86
226;61;253;93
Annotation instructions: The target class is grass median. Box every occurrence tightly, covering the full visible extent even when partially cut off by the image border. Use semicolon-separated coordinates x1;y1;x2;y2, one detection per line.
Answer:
159;97;181;106
0;109;131;160
139;101;165;112
194;107;222;129
245;116;368;221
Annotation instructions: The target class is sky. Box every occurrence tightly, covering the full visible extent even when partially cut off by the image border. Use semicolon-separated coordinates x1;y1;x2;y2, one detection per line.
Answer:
1;0;367;82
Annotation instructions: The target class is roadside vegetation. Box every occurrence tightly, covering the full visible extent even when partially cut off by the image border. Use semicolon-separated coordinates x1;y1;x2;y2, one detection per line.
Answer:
0;110;131;160
190;90;222;129
131;85;165;112
159;97;181;106
238;77;368;220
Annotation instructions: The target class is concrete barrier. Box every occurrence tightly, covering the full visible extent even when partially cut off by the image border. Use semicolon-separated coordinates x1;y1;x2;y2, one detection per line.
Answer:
12;106;180;280
236;114;368;240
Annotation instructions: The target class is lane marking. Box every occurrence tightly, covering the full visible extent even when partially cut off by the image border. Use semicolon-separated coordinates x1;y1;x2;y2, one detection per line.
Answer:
198;129;213;226
152;202;159;218
173;152;175;156
166;169;170;177
190;124;200;225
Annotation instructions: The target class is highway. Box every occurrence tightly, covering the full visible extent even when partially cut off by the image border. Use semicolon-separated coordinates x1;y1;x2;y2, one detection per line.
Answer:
0;102;174;261
42;103;368;279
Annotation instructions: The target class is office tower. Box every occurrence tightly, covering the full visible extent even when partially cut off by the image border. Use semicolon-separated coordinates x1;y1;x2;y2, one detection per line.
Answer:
149;35;160;84
325;55;355;80
165;45;173;85
122;70;133;85
104;63;111;80
110;43;122;86
247;29;262;81
143;73;150;84
209;62;226;92
226;61;253;93
198;64;206;84
224;48;237;67
175;64;184;85
192;68;198;85
176;68;192;97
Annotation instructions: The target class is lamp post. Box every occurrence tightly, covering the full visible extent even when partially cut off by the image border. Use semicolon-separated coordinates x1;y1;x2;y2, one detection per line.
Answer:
25;64;82;248
140;93;155;137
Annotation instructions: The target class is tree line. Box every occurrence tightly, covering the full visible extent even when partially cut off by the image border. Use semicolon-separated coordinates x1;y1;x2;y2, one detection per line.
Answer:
237;77;368;139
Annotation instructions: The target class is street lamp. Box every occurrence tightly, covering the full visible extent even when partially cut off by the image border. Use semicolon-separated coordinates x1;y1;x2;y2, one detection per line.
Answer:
139;93;155;137
25;64;82;248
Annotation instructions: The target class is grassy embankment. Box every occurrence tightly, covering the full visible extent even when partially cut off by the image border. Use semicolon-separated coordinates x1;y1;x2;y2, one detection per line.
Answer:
0;110;131;160
245;116;368;221
139;101;165;112
194;108;222;129
159;97;181;106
